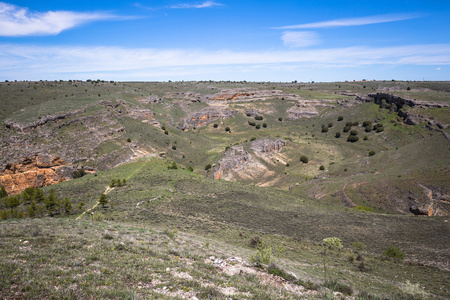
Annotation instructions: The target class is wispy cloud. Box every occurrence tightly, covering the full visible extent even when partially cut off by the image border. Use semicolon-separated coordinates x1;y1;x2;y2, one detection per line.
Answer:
136;1;223;10
281;31;321;48
274;13;420;29
0;2;122;36
169;1;223;9
1;43;448;78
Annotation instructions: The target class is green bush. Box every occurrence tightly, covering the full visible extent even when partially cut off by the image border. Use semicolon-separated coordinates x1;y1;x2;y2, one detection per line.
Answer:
172;145;176;150
319;165;325;170
262;123;267;128
187;166;194;172
255;115;263;120
300;155;309;163
225;127;230;132
250;241;273;267
338;116;344;121
351;242;366;252
335;132;341;138
213;123;218;128
278;117;283;121
353;121;359;126
345;122;353;127
99;193;108;208
343;126;351;132
328;122;333;128
362;120;372;127
127;138;131;142
91;212;104;221
255;124;261;129
0;186;8;198
350;130;358;136
72;169;86;179
364;135;368;140
321;126;328;133
347;135;359;142
368;150;376;156
323;237;343;248
205;164;212;170
248;121;256;126
384;246;405;260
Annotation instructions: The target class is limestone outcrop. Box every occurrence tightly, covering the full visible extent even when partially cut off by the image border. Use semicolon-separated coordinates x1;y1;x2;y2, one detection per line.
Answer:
287;99;335;119
0;154;69;195
251;138;286;154
177;107;238;131
214;146;251;180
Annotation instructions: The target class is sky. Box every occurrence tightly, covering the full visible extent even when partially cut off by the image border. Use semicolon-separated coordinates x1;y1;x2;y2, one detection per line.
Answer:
0;0;449;82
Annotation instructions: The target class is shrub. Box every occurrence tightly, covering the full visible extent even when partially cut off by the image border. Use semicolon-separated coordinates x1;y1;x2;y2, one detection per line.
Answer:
187;166;194;172
347;135;359;142
249;236;262;248
278;117;283;121
319;165;325;170
255;124;261;129
350;130;358;136
335;132;341;138
255;115;263;120
91;212;104;221
213;123;218;128
300;155;309;163
323;237;343;249
328;122;333;128
338;116;344;121
321;126;328;133
362;120;372;127
351;242;366;252
376;126;384;133
225;127;230;132
0;186;8;198
127;138;131;142
250;241;273;267
172;145;176;150
248;121;256;126
262;123;267;128
368;150;376;156
365;126;372;132
267;263;297;281
399;280;429;299
343;126;351;132
99;193;108;208
205;164;212;170
168;162;178;170
345;122;353;127
72;169;86;179
164;228;178;239
250;137;256;141
353;121;359;126
384;246;405;261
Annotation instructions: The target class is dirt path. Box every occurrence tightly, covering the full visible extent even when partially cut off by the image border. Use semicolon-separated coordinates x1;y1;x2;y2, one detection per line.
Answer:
76;186;115;220
76;161;149;220
342;182;357;207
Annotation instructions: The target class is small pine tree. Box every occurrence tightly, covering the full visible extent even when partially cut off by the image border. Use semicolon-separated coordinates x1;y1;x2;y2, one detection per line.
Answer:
122;178;127;185
45;189;58;215
110;179;116;187
116;179;122;187
99;193;108;208
300;155;309;163
0;186;8;198
62;198;73;214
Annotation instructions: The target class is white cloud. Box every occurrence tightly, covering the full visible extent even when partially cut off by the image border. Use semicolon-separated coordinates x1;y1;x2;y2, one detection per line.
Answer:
281;31;320;48
169;1;223;9
0;43;449;80
0;2;118;36
435;67;442;70
274;13;420;29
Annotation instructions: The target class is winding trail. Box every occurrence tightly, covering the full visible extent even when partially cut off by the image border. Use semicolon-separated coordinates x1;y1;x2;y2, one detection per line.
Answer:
76;160;150;220
342;182;357;207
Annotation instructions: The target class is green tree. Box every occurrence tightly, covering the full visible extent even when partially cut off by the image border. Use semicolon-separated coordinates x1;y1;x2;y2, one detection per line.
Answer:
300;155;309;163
33;189;45;203
0;186;8;198
62;198;73;214
110;179;116;187
45;189;58;215
99;193;108;208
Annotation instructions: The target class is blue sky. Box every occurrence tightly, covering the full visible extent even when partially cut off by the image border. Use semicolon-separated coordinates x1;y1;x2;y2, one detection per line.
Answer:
0;0;449;82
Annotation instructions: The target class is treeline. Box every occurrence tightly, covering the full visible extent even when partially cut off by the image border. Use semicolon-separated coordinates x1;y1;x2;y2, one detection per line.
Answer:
0;186;81;220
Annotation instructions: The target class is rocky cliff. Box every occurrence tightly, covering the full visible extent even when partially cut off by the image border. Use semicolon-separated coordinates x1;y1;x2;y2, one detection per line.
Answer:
251;138;286;154
177;107;238;131
214;146;251;180
0;154;70;195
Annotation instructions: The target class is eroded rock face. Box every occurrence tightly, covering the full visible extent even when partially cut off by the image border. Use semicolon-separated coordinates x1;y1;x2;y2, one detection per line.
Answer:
287;99;336;120
0;154;68;195
214;146;251;180
251;138;286;154
177;107;238;131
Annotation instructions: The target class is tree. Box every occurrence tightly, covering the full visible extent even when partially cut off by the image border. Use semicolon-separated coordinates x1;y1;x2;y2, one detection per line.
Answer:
321;126;328;133
99;193;108;208
45;189;58;215
300;155;309;163
0;186;8;198
335;132;341;138
62;198;73;214
338;116;344;121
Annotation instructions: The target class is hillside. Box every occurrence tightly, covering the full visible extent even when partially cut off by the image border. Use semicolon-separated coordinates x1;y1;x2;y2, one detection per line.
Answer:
0;80;449;299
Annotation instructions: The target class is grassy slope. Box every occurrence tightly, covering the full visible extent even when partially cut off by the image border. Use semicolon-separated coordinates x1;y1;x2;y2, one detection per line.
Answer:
1;80;449;298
